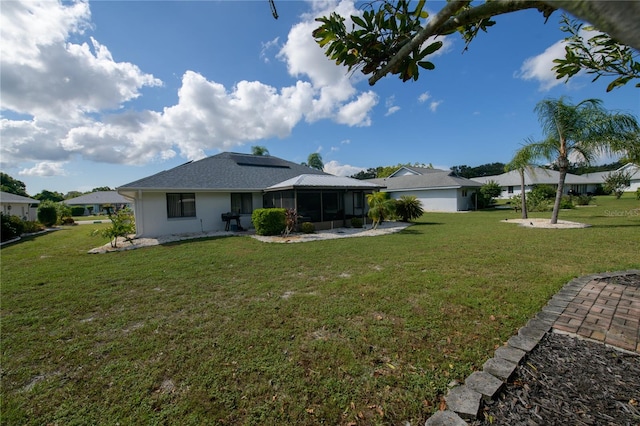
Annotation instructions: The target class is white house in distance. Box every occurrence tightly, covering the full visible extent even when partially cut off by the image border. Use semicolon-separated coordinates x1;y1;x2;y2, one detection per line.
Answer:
0;191;40;221
117;152;383;238
63;191;132;216
471;166;596;199
582;163;640;192
367;166;482;211
472;163;640;199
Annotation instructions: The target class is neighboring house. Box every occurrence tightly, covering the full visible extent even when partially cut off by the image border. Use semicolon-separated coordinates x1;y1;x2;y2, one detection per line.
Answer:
63;191;132;215
582;163;640;192
367;166;482;212
471;166;597;199
117;152;383;238
0;191;40;221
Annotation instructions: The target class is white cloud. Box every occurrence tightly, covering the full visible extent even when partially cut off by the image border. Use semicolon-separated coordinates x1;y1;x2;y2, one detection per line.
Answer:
418;92;431;103
430;100;443;112
418;92;442;112
385;96;400;116
516;39;566;91
323;160;365;177
0;2;162;121
260;37;280;63
386;106;400;116
1;0;380;171
335;91;378;126
19;161;67;177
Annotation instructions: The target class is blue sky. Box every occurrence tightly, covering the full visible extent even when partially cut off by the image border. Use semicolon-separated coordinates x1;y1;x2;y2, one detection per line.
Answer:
1;0;638;196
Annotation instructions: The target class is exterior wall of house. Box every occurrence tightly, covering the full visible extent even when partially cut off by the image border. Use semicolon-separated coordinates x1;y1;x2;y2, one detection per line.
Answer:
388;188;460;212
456;189;476;211
1;202;36;221
495;183;599;199
133;192;242;238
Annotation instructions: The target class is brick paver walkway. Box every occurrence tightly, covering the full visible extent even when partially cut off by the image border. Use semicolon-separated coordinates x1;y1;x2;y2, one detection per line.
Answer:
552;277;640;353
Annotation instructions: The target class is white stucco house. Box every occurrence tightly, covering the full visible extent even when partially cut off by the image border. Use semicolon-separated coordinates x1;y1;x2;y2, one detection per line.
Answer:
472;163;640;199
0;191;40;221
63;191;132;215
117;152;383;238
582;163;640;192
471;166;597;199
367;166;482;211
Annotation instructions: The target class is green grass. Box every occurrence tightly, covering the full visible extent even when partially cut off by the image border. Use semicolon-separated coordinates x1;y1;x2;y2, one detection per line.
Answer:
2;195;639;425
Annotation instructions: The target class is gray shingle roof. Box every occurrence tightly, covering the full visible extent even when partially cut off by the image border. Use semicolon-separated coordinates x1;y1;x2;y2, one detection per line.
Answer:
471;167;592;186
265;174;384;191
0;191;40;204
369;170;482;190
118;152;329;191
63;191;130;205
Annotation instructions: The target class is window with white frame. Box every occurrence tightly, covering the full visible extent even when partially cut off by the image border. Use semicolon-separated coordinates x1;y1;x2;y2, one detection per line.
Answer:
166;193;196;218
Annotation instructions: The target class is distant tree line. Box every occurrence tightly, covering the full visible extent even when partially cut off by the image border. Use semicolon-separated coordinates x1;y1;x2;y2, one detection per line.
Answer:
351;162;433;180
0;172;112;200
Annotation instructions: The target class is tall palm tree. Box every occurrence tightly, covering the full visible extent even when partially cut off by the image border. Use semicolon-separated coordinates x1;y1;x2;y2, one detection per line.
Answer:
525;97;639;224
505;145;534;219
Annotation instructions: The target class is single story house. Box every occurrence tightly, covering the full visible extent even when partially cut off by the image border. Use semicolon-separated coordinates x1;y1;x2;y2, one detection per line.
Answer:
0;191;40;221
367;166;482;212
471;166;596;199
117;152;383;238
63;191;132;215
582;163;640;192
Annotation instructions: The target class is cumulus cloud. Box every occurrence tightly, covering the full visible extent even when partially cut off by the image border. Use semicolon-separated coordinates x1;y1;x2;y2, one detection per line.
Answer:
0;2;162;121
1;0;380;171
323;160;365;177
516;36;575;91
19;161;67;177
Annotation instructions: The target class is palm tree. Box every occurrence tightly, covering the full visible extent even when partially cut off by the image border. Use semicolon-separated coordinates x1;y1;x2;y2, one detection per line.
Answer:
366;192;395;229
505;145;534;219
525;97;639;224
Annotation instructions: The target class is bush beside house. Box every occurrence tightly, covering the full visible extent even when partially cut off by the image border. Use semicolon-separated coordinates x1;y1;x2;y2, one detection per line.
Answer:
252;208;286;236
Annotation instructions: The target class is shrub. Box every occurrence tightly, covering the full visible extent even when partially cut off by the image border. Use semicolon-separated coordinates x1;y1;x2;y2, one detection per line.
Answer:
395;195;424;222
350;217;363;228
37;203;58;227
559;195;574;209
603;170;632;199
93;208;135;248
22;221;44;234
300;222;315;234
531;184;556;200
575;194;593;206
283;208;299;237
637;188;640;200
509;193;552;212
251;208;285;236
476;180;501;209
71;206;86;216
1;213;23;242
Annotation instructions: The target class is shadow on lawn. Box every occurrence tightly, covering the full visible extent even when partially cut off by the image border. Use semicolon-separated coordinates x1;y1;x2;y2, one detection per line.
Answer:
399;222;443;234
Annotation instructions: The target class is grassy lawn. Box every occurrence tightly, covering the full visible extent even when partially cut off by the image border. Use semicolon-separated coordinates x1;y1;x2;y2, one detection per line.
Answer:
2;195;639;425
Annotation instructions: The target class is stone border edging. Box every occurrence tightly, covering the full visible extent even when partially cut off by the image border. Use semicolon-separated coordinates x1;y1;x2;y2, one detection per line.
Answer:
425;269;640;425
